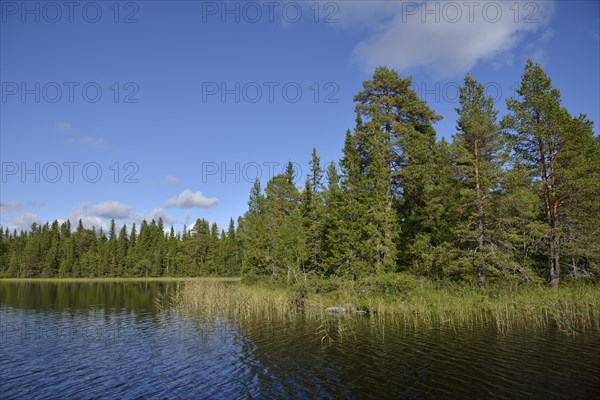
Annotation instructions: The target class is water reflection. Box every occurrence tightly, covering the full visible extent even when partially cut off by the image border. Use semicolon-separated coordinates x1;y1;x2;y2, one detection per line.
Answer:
0;281;180;314
1;281;599;399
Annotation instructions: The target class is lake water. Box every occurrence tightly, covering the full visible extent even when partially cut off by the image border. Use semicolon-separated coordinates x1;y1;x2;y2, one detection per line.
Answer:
1;281;599;399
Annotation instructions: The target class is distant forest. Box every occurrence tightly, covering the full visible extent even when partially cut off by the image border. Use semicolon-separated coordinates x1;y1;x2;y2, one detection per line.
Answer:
2;60;599;287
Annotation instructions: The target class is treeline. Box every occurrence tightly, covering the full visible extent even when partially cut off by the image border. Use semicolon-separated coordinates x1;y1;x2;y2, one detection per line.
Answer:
0;218;242;278
239;60;599;287
1;60;599;286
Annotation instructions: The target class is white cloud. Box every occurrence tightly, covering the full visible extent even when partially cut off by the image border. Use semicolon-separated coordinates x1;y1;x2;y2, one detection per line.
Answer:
520;27;555;66
9;213;39;231
345;1;555;77
56;121;73;132
67;203;178;233
333;1;400;29
68;203;109;231
78;135;110;149
0;201;25;214
134;208;178;226
89;201;132;219
540;28;554;42
164;175;180;185
166;189;218;208
55;123;109;149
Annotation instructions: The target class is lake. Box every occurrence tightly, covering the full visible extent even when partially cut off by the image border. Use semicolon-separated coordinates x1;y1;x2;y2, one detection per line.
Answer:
1;280;599;399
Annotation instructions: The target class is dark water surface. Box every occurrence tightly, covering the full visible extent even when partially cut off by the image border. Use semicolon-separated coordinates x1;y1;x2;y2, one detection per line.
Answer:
1;281;599;399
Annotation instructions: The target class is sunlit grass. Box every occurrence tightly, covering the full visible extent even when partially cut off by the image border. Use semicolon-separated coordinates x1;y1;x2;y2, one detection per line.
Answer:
173;276;600;336
169;279;298;321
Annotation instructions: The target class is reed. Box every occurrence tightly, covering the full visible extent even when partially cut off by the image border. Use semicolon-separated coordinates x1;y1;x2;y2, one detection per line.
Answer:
174;276;600;335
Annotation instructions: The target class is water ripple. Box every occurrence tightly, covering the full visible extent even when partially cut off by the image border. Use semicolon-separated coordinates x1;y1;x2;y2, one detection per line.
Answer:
2;284;599;399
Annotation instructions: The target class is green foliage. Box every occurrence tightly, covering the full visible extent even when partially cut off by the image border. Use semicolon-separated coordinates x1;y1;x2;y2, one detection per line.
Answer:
0;216;243;279
503;59;599;286
448;74;508;286
360;272;420;296
353;67;442;273
301;148;325;275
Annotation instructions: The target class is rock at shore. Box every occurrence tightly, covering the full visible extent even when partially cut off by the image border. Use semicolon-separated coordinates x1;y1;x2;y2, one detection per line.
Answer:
325;306;347;314
325;305;368;315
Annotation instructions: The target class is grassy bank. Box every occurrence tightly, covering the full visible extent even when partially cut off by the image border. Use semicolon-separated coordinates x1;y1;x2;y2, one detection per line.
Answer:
173;275;600;335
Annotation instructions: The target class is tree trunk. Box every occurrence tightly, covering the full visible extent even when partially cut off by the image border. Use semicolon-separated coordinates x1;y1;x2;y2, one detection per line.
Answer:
538;138;560;287
549;234;560;287
477;263;486;288
474;140;485;288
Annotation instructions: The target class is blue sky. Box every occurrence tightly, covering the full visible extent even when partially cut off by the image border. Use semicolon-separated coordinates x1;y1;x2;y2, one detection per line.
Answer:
1;0;599;233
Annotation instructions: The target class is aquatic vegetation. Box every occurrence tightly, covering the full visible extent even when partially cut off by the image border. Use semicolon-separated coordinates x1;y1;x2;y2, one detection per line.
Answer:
174;277;600;336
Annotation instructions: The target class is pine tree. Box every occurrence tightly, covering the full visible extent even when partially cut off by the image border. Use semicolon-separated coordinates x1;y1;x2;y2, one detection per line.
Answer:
453;74;507;287
494;162;546;282
502;59;589;286
354;67;442;266
556;114;600;278
353;67;446;273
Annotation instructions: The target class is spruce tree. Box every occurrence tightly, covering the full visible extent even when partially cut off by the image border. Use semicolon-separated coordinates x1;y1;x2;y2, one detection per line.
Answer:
117;224;129;276
301;148;325;274
108;219;118;276
241;179;271;277
265;171;301;279
324;130;369;277
224;218;239;276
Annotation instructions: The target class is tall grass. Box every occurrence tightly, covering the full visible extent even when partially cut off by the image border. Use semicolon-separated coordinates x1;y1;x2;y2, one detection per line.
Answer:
173;276;600;335
365;283;600;334
167;279;299;322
